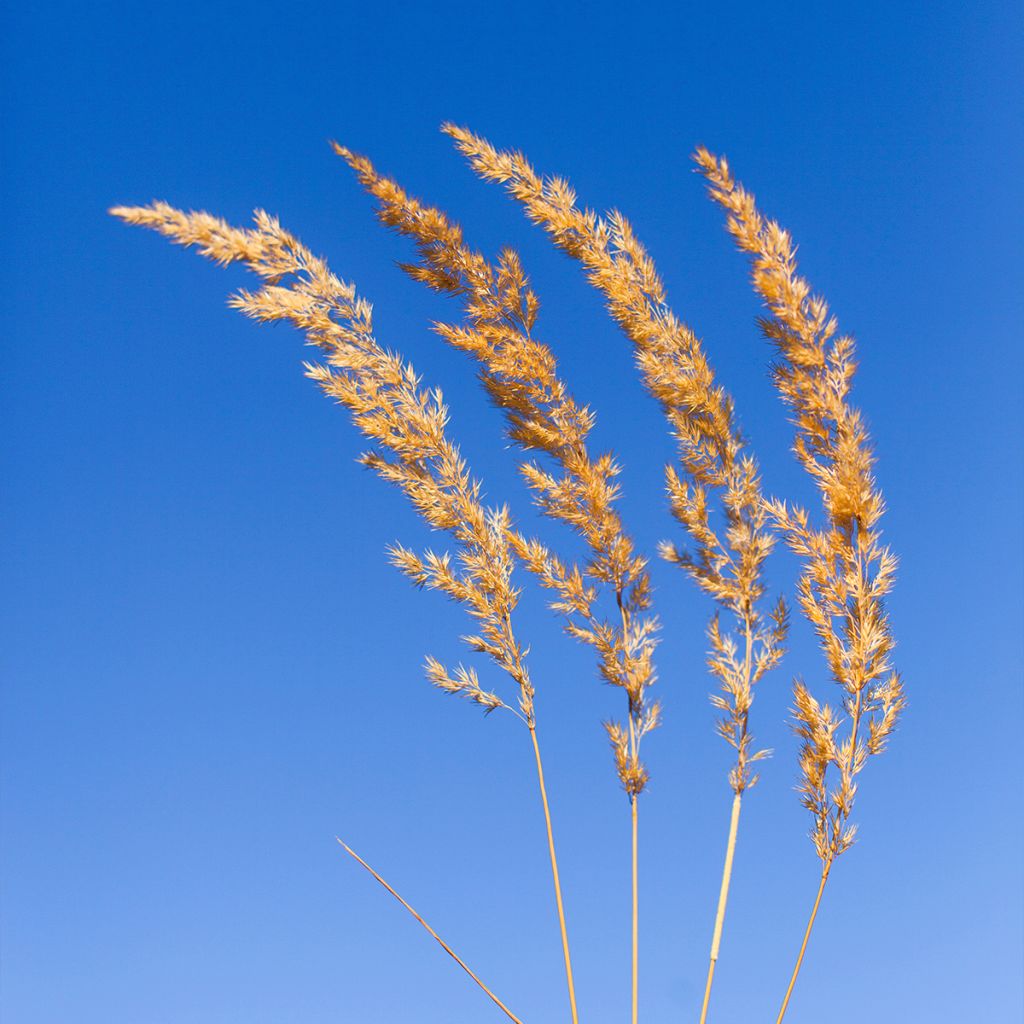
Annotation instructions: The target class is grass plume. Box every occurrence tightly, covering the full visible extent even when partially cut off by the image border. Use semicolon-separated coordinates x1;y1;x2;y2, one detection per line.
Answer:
334;143;660;798
694;148;906;1020
110;200;574;1022
334;142;665;1022
110;131;906;1023
444;124;790;1021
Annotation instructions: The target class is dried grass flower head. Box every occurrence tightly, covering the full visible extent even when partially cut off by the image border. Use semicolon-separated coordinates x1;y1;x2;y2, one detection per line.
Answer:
694;149;906;866
443;124;800;1023
693;146;906;1022
110;196;584;1024
110;128;908;1024
109;201;538;724
334;144;661;798
444;124;790;796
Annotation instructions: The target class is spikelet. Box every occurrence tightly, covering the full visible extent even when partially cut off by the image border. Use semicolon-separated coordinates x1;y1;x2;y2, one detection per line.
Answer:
445;126;787;794
110;201;536;724
335;145;659;796
694;149;906;862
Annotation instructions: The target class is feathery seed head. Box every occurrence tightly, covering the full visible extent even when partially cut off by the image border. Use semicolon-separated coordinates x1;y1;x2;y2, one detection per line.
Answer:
695;149;906;861
112;200;539;726
336;141;661;793
446;127;788;795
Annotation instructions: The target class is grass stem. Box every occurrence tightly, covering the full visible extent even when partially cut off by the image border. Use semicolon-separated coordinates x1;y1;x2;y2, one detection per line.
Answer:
336;838;525;1024
699;792;742;1023
631;794;639;1024
529;725;579;1024
776;865;831;1023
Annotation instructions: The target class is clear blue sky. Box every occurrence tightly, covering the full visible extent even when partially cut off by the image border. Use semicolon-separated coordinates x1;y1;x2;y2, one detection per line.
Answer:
3;2;1022;1022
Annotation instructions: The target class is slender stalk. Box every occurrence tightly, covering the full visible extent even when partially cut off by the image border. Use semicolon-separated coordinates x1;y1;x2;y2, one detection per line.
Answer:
699;792;742;1023
631;794;639;1024
529;725;580;1024
776;865;831;1023
336;839;524;1024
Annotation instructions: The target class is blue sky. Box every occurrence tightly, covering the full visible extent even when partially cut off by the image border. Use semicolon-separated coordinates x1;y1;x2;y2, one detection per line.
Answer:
3;2;1022;1022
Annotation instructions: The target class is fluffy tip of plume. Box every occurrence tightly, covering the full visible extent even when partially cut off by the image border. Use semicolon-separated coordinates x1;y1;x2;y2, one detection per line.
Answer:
657;539;684;564
330;140;372;176
690;146;719;170
109;203;165;226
